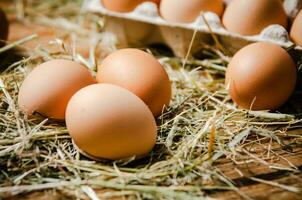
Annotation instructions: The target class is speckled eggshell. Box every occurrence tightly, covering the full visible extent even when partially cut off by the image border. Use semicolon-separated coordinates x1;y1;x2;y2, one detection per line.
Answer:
223;0;288;35
225;42;296;110
0;8;9;44
65;83;157;160
290;10;302;47
18;59;96;120
96;48;171;117
160;0;224;23
101;0;144;12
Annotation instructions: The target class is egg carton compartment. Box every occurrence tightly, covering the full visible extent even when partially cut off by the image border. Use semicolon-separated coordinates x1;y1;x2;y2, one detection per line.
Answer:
85;0;302;59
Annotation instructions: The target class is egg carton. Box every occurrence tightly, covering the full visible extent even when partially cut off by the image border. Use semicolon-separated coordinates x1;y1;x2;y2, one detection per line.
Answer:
85;0;302;59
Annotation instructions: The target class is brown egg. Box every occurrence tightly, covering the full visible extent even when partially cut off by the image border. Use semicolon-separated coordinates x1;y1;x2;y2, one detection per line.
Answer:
0;7;9;44
96;48;171;117
149;0;161;5
101;0;144;13
18;59;96;120
223;0;288;35
160;0;224;23
290;10;302;46
66;83;157;160
225;42;296;110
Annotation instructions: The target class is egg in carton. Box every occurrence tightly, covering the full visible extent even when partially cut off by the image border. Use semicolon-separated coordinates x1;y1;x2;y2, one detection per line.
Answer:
85;0;302;60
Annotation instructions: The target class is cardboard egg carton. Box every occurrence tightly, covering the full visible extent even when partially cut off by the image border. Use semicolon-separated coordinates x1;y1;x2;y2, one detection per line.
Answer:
85;0;302;58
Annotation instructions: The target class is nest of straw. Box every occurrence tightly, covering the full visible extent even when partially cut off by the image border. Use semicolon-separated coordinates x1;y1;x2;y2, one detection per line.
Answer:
0;1;301;199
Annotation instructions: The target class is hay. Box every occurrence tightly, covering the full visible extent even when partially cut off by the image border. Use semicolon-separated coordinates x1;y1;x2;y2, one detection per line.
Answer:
0;1;301;199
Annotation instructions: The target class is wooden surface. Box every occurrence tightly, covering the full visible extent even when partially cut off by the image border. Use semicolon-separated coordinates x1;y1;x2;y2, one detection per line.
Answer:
2;6;302;200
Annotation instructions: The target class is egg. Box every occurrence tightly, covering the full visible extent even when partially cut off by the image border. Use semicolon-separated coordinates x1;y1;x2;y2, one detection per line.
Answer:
225;42;296;110
149;0;161;5
96;48;171;116
160;0;224;23
222;0;288;35
290;10;302;47
101;0;144;13
66;84;157;160
0;7;9;44
18;59;96;120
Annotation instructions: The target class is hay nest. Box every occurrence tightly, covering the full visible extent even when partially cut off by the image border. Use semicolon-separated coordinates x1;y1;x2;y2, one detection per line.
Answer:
0;1;301;199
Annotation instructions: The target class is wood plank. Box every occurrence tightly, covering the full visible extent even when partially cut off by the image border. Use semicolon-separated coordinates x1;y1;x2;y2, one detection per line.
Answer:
217;148;302;180
211;174;302;200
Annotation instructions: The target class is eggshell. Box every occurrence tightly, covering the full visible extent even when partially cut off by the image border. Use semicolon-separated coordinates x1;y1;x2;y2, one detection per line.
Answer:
222;0;288;35
96;48;171;116
290;10;302;47
18;59;96;120
149;0;160;5
0;7;9;44
65;83;157;160
225;42;296;110
101;0;144;13
160;0;224;23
